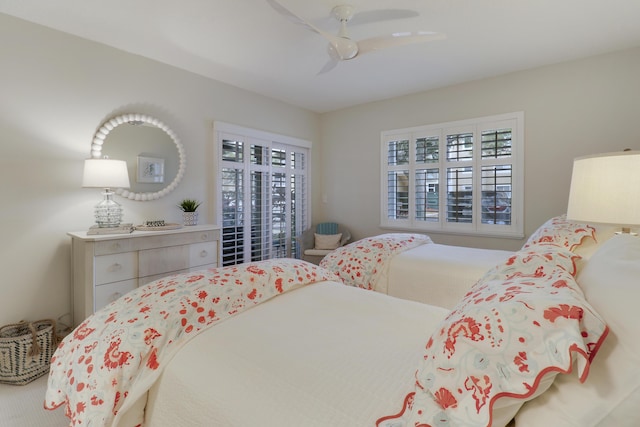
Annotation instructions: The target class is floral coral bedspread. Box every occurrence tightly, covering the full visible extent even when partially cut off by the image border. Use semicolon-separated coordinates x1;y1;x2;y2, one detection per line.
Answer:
45;258;334;427
376;245;609;427
320;233;432;290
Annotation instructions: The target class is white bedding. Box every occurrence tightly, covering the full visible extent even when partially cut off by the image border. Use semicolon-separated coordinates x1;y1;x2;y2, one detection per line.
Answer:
142;281;450;427
386;243;512;309
319;234;512;310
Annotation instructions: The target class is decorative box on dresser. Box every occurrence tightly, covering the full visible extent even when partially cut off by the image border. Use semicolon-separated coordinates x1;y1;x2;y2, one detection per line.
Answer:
68;224;220;326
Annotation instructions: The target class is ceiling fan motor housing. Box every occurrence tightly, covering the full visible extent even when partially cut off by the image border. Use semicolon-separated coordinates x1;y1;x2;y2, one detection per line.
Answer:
330;4;358;59
328;37;358;60
331;5;355;22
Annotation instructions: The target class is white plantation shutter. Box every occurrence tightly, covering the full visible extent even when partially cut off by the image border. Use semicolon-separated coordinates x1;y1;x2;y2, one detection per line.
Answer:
215;122;311;266
381;112;524;238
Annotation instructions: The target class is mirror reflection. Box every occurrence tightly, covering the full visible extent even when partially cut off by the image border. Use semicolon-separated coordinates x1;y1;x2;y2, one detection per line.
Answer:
91;114;185;201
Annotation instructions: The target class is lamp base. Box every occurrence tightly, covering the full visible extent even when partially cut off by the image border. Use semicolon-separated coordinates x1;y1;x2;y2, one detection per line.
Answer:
94;189;124;228
615;227;638;236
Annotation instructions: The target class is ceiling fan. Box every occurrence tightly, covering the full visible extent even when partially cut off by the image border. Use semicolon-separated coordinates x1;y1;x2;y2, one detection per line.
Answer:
266;0;446;73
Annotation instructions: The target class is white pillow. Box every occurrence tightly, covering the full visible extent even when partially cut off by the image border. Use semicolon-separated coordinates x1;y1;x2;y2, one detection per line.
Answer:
515;234;640;426
314;233;342;250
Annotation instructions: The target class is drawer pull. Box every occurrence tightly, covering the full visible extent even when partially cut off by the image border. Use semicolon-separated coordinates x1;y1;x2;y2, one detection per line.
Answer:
110;242;122;251
201;234;208;240
109;263;123;272
200;250;208;258
110;292;122;302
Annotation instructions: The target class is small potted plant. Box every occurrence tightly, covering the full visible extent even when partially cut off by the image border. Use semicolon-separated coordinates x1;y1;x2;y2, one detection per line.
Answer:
178;198;201;226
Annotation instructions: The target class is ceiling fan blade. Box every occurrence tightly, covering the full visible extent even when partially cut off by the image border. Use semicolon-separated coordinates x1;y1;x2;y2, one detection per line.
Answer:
350;9;419;26
266;0;342;45
317;58;339;75
357;31;446;56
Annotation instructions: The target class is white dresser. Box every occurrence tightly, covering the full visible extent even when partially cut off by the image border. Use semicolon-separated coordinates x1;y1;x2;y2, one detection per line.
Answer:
68;224;220;325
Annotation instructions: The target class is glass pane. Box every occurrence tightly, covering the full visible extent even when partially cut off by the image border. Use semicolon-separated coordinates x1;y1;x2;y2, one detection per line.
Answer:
290;150;305;170
387;140;410;165
271;148;286;167
222;139;243;162
290;172;305;257
251;144;268;165
248;171;269;262
387;170;409;219
221;168;244;266
481;165;512;225
447;167;473;223
416;136;439;164
271;172;287;259
446;133;473;162
482;128;512;159
416;168;439;222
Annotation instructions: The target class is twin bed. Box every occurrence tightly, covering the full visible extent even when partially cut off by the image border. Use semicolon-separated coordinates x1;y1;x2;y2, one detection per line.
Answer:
45;216;638;426
319;232;513;310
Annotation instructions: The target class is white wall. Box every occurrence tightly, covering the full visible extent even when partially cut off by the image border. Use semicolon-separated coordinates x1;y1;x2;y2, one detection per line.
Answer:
320;47;640;250
0;14;320;326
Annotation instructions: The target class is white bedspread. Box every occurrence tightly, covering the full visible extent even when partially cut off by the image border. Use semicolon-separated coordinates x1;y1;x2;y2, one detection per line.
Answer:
142;281;450;427
386;243;512;309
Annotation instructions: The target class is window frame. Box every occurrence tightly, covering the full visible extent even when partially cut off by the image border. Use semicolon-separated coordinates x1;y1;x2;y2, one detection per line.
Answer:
380;112;524;238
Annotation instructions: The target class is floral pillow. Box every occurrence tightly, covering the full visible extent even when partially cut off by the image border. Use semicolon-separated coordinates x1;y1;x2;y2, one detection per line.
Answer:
516;235;640;426
522;214;596;252
377;246;608;427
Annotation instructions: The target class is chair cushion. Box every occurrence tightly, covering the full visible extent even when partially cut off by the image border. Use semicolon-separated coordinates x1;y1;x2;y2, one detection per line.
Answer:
304;248;333;256
314;233;342;250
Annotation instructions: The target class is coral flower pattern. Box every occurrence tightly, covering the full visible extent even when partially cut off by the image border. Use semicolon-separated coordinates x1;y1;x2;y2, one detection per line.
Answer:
45;259;334;427
377;244;609;427
522;214;596;251
320;233;432;290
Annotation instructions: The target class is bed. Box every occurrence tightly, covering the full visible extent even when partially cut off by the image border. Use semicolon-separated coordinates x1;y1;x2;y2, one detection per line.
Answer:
45;216;638;427
319;213;622;310
319;233;513;309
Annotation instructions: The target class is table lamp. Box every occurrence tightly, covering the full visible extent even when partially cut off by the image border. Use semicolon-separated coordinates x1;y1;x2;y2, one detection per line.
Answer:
82;158;131;228
566;150;640;234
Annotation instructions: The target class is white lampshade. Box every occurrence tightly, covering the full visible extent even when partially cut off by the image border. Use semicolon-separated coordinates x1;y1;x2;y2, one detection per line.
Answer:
567;150;640;228
82;158;130;189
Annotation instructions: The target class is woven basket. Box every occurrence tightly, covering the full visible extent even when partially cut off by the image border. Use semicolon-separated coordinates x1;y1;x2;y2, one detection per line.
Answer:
0;319;58;385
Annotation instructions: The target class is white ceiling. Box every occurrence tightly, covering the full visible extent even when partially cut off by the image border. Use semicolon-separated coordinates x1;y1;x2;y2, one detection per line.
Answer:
2;0;640;113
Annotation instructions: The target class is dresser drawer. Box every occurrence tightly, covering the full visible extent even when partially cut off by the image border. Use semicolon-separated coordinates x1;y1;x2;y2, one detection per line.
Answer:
138;262;218;287
138;245;190;278
95;252;138;285
189;242;217;268
94;239;134;255
94;279;137;312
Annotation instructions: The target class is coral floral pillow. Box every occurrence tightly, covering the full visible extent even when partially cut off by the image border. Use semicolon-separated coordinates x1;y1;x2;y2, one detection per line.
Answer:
516;235;640;426
523;214;596;251
377;246;608;427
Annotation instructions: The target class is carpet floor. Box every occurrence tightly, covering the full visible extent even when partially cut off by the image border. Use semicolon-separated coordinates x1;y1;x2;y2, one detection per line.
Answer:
0;375;67;427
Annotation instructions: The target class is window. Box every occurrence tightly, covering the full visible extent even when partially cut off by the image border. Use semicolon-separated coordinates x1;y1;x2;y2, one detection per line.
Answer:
214;122;311;266
381;112;524;238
